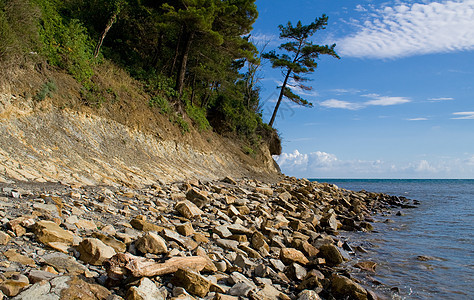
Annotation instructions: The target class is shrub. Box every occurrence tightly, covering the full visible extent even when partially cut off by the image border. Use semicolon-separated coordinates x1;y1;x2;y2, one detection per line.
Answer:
34;79;57;101
149;95;171;114
186;104;210;131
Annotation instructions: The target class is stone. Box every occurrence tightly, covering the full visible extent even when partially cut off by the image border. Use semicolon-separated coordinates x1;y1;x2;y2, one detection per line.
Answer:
126;277;165;300
186;188;209;208
3;249;36;267
255;187;273;196
215;238;239;251
0;279;29;297
280;248;309;265
74;219;97;230
0;231;11;245
176;223;194;236
298;290;321;300
251;232;269;253
318;244;344;266
285;263;307;281
77;238;116;265
234;254;256;270
27;270;58;284
330;274;368;300
33;220;74;245
175;201;203;219
354;261;377;272
136;232;168;254
42;252;87;274
13;275;111;300
214;225;232;238
321;213;338;231
91;232;127;253
130;217;164;232
228;282;253;297
254;284;281;300
172;268;210;298
161;228;198;251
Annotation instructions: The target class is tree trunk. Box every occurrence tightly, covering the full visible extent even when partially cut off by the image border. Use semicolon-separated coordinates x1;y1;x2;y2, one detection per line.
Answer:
269;68;292;127
93;11;118;58
169;26;183;77
176;30;194;97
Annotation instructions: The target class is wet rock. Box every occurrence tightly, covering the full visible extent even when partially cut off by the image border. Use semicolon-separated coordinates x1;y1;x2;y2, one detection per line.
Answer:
172;268;210;298
126;277;165;300
280;248;309;265
330;274;368;300
77;238;116;265
354;261;377;272
318;244;344;266
135;232;168;254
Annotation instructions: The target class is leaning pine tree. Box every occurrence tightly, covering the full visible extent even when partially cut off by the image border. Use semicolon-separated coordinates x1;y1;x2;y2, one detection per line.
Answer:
263;15;340;127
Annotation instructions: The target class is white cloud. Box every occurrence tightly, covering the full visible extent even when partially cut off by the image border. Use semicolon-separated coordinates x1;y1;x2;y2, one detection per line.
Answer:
337;0;474;58
364;96;411;106
428;97;454;101
355;4;368;12
319;93;410;110
407;117;428;121
274;150;474;178
451;111;474;119
319;99;361;110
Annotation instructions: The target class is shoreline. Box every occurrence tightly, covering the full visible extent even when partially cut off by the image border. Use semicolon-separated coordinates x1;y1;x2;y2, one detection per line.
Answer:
0;176;418;299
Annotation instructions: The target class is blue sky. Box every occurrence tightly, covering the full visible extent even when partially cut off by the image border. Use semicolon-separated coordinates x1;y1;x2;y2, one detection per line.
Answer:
251;0;474;179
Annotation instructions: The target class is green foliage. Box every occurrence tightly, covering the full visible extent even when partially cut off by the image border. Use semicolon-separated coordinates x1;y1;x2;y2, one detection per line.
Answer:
262;15;340;127
186;101;211;131
34;79;57;101
149;96;171;114
173;114;190;134
242;145;255;156
34;0;95;83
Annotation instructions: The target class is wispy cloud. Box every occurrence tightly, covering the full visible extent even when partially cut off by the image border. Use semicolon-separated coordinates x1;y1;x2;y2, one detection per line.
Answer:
364;95;411;106
320;99;361;110
338;0;474;59
319;93;411;110
407;117;428;121
451;111;474;119
428;97;454;101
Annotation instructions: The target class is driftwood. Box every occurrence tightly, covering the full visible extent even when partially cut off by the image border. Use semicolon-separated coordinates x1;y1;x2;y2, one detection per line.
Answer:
105;253;210;280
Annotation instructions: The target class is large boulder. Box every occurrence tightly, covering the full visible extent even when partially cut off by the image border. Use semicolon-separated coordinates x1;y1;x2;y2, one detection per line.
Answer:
135;232;168;254
330;274;368;300
33;220;74;245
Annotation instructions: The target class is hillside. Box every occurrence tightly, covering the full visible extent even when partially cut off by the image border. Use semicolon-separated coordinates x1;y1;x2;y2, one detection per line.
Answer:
0;0;282;186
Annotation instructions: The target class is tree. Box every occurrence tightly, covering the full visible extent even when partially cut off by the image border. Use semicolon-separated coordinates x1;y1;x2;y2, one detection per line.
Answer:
262;15;340;127
93;0;126;58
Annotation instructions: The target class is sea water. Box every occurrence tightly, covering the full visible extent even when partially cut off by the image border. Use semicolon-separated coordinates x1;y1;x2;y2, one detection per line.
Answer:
310;179;474;299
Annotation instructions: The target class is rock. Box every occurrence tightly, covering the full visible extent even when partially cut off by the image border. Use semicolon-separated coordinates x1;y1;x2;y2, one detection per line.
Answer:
12;276;111;300
215;238;239;251
0;279;29;297
135;232;168;254
280;248;309;265
254;283;281;300
126;277;165;300
33;220;74;245
298;290;321;300
28;270;58;284
321;213;338;231
3;249;36;267
186;188;209;208
214;225;233;238
251;232;269;253
222;176;237;185
176;223;194;236
214;294;238;300
285;263;307;281
175;200;203;219
354;261;377;272
130;217;164;232
330;274;368;300
318;244;344;266
74;219;97;230
0;231;11;245
172;268;210;298
91;232;127;253
77;238;116;265
234;254;256;271
42;252;87;274
255;187;273;196
228;282;253;297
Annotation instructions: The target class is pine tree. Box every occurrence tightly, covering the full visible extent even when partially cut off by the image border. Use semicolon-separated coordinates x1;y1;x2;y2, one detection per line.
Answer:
262;15;340;127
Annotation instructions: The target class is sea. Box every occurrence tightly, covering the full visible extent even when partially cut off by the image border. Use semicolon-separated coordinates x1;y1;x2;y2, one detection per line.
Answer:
310;179;474;300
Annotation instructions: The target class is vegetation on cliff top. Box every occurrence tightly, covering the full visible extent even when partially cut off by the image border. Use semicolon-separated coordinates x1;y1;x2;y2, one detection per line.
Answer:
0;0;334;156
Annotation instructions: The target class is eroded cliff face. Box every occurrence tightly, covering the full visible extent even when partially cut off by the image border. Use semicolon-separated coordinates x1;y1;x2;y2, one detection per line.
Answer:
0;94;280;186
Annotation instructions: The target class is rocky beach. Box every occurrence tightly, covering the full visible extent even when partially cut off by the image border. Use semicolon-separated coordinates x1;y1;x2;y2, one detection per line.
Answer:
0;176;418;299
